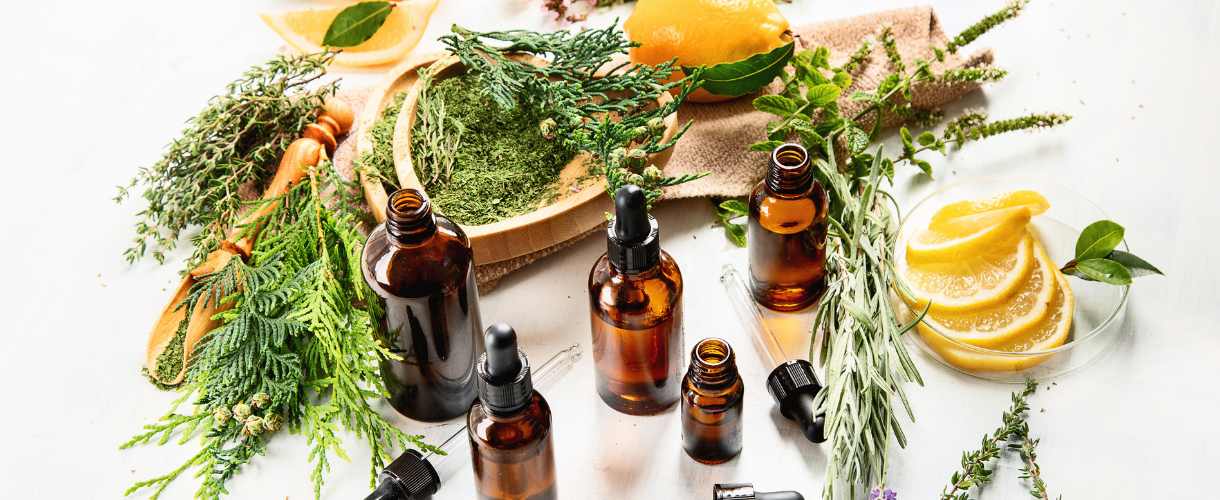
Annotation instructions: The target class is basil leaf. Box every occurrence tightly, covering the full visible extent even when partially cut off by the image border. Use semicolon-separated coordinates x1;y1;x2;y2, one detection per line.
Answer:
323;1;394;48
683;41;795;98
1069;258;1132;285
754;95;798;116
1075;220;1125;261
1108;250;1163;277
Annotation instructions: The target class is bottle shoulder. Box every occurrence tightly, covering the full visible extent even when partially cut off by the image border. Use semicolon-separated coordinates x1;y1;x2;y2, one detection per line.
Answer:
362;223;474;298
468;392;552;450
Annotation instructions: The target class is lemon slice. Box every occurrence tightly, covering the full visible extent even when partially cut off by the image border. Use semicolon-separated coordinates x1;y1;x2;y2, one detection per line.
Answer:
918;267;1075;372
906;206;1031;264
260;0;439;67
900;234;1034;312
917;240;1058;347
929;190;1049;232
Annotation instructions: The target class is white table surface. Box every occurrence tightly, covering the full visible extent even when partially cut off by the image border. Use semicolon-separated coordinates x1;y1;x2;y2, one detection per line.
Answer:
3;0;1218;498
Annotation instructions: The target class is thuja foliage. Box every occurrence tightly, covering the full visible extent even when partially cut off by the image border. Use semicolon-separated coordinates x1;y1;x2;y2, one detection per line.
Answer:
439;23;707;205
116;52;337;269
740;1;1070;497
122;162;437;499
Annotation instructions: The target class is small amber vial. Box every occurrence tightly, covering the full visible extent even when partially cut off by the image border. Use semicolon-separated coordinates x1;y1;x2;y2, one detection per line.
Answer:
589;185;685;415
681;338;744;464
748;143;829;311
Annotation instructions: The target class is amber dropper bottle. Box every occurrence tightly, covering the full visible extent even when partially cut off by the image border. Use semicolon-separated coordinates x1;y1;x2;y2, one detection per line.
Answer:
589;184;685;415
721;265;826;443
361;188;485;422
364;344;581;500
468;323;558;500
748;143;829;311
681;338;744;464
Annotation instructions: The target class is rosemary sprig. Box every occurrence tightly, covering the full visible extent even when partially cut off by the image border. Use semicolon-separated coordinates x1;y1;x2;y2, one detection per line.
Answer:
354;91;407;191
439;24;707;203
410;67;464;188
123;162;437;499
116;52;337;269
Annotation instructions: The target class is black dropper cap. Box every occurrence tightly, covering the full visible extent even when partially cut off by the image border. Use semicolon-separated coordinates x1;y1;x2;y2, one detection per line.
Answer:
364;449;440;500
476;323;533;414
607;184;660;274
765;360;826;443
714;483;805;500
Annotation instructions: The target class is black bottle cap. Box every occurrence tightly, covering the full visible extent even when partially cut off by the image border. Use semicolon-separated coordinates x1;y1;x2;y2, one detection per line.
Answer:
607;184;660;274
765;360;826;443
365;449;440;500
476;323;533;414
714;483;805;500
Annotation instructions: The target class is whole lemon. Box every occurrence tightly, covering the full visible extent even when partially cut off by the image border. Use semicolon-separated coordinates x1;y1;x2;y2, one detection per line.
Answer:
625;0;791;103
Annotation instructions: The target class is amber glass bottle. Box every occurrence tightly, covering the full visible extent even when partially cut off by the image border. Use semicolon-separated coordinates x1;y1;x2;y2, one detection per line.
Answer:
468;323;558;500
681;338;744;464
589;185;684;415
362;188;485;422
748;143;829;311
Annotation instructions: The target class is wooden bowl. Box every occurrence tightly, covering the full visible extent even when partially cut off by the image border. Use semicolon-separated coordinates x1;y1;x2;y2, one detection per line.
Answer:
376;53;679;265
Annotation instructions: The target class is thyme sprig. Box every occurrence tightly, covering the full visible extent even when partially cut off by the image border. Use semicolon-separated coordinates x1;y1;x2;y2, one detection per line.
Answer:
116;52;337;268
741;2;1069;497
439;23;707;203
123;162;437;499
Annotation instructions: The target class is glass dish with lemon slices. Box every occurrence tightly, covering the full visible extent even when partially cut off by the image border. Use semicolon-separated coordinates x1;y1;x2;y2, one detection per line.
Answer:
893;176;1130;382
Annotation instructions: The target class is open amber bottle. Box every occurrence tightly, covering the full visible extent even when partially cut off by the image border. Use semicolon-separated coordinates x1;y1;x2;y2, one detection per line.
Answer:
468;323;558;500
362;188;485;422
748;143;829;311
588;185;684;415
681;338;744;464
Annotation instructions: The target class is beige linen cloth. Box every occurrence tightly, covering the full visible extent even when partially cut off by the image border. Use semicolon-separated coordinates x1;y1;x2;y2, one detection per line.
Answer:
334;6;994;290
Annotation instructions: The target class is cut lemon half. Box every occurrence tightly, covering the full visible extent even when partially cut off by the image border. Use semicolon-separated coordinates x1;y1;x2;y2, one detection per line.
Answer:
906;206;1031;264
918;268;1075;372
930;190;1049;232
899;234;1034;313
260;0;439;67
917;240;1058;347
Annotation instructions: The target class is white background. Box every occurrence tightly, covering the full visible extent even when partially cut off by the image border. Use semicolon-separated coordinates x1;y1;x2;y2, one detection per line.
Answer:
2;0;1219;499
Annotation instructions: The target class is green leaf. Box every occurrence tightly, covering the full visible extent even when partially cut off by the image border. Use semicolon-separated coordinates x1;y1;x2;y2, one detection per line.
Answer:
684;41;795;98
1075;220;1125;261
791;121;825;148
913;159;933;176
323;1;395;48
806;83;842;107
718;199;748;217
750;140;784;152
1069;258;1132;285
900;127;915;150
832;69;852;89
845;125;869;155
753;95;798;116
917;131;937;146
1108;250;1163;277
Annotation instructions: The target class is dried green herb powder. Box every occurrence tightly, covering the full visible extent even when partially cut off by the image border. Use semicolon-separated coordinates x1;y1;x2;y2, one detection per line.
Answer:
413;74;576;225
357;92;408;190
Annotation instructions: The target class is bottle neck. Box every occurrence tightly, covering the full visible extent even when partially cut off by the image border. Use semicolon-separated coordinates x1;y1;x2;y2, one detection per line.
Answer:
385;188;437;245
689;338;739;388
766;143;812;197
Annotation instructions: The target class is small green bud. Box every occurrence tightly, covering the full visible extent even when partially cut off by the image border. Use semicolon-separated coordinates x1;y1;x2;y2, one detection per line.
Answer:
251;392;271;410
646;117;665;132
626;148;648;160
243;416;264;437
213;407;232;426
539;118;557;139
626;173;645;186
263;414;284;433
642;165;663;180
232;402;252;421
609;147;627;164
632;126;649;138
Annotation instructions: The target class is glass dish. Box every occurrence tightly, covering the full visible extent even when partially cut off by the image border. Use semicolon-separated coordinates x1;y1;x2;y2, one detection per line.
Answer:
893;175;1130;383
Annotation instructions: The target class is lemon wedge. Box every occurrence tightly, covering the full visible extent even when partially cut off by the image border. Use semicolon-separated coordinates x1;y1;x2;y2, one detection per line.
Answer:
260;0;439;67
906;205;1031;264
916;240;1058;347
929;190;1049;232
899;234;1034;312
918;268;1074;372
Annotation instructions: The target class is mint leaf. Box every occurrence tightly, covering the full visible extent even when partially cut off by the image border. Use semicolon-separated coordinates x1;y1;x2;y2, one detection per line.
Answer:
750;140;784;152
807;83;842;107
684;41;795;98
1108;250;1163;277
1069;258;1132;285
845;125;869;155
916;131;937;146
323;1;395;48
1075;220;1125;260
754;95;798;116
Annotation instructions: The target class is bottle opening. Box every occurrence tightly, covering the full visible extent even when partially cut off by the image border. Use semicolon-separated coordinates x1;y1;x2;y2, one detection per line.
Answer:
695;338;731;367
767;143;812;195
691;338;737;384
386;188;437;243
